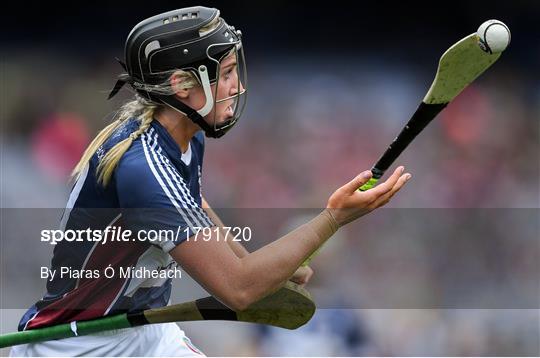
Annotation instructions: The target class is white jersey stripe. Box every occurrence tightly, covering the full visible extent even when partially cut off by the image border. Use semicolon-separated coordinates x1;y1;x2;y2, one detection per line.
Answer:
144;131;205;228
59;164;89;231
146;133;203;227
103;274;131;316
140;133;196;251
156;144;213;227
22;311;39;331
146;128;210;226
148;132;213;227
75;213;122;290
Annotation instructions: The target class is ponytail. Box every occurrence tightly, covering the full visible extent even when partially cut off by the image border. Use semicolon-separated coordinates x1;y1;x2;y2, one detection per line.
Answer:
72;68;198;186
71;97;157;186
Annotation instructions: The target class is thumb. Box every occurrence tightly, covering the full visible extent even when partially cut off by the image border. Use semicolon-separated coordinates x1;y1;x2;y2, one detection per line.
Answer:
343;170;372;193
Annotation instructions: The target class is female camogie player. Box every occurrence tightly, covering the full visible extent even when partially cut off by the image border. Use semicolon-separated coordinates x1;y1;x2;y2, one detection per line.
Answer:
11;6;411;357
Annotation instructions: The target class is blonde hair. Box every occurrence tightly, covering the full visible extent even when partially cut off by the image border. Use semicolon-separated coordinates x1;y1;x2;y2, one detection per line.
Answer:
71;16;223;186
71;71;196;186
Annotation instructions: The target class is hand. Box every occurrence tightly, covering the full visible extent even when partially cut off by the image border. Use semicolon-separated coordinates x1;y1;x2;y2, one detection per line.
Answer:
290;265;314;286
327;166;411;226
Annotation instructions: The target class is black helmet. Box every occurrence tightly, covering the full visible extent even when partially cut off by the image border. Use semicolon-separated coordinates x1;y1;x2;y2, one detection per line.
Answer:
108;6;247;138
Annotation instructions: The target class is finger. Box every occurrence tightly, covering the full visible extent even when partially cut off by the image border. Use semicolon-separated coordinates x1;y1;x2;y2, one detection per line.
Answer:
342;170;373;194
304;266;314;280
305;267;314;282
290;277;306;285
291;266;311;285
385;173;411;199
372;173;411;208
367;166;404;198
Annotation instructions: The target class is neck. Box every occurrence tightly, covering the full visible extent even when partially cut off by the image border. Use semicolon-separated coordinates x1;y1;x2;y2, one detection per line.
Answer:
154;107;200;153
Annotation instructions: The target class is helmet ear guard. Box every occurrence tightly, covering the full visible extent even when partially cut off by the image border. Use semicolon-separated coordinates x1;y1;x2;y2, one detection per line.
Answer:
108;6;247;138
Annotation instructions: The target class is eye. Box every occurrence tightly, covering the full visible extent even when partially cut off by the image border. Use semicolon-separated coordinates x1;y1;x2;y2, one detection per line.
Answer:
223;68;233;80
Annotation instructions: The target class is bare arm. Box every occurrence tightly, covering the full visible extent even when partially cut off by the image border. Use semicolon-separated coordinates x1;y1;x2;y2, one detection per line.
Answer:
201;196;249;258
171;167;410;311
171;208;337;311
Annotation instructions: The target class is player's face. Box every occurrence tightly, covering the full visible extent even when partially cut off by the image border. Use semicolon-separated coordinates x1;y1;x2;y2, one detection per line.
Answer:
187;53;244;126
209;53;244;125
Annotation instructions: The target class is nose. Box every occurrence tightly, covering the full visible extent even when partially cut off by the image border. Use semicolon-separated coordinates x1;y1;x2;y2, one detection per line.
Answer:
230;80;245;96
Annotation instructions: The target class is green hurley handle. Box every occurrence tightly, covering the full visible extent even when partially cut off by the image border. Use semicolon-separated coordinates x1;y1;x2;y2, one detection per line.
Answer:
358;176;380;191
0;314;131;348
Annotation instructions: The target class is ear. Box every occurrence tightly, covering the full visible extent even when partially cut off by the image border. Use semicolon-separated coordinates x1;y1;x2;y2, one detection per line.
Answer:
170;71;190;99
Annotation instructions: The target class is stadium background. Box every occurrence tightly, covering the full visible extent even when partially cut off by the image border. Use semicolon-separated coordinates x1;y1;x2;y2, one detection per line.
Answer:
1;1;539;356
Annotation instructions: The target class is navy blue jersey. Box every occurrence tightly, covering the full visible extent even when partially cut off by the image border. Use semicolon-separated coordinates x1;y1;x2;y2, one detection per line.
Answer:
19;118;213;330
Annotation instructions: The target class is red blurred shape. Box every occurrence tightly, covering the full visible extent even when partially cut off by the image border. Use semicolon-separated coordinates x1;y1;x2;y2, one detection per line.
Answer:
31;113;90;181
440;86;491;146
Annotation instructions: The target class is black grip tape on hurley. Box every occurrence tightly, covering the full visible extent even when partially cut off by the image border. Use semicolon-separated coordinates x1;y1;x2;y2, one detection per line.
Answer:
126;311;150;327
373;102;448;173
195;297;238;321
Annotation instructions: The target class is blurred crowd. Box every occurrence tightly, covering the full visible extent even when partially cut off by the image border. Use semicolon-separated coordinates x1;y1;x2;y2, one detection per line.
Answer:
1;44;539;356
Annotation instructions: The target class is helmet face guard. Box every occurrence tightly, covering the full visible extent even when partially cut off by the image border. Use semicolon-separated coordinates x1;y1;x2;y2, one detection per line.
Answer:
108;6;248;138
203;41;247;136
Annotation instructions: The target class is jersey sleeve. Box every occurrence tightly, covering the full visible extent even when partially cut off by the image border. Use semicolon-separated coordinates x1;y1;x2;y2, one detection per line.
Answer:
115;140;214;252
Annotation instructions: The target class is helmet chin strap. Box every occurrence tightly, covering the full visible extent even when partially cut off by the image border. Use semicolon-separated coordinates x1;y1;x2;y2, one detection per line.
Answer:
156;65;231;138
